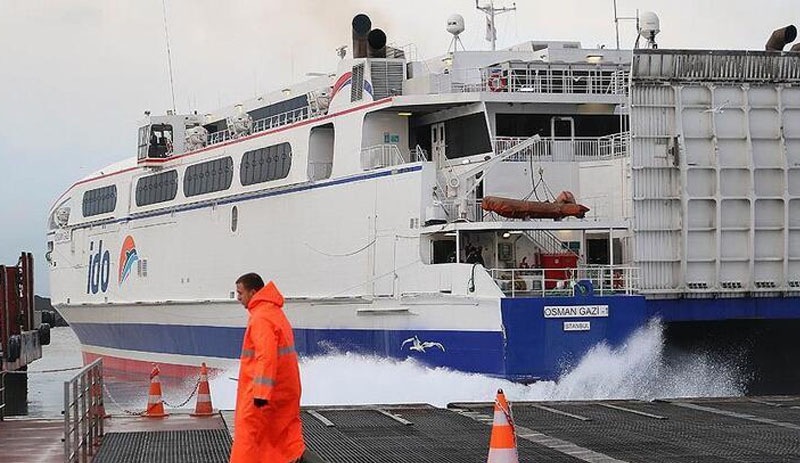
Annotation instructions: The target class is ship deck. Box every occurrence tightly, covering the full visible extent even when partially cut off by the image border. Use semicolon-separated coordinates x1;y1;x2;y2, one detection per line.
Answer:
6;396;800;462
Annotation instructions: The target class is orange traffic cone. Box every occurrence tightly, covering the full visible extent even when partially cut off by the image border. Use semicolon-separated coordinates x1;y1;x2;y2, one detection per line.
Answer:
144;364;169;418
487;388;518;463
191;363;215;417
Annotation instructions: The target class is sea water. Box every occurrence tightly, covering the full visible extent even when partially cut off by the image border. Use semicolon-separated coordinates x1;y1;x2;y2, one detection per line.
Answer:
27;322;744;418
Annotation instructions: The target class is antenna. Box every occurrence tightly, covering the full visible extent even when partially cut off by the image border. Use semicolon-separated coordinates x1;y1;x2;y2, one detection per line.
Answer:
447;14;466;53
475;0;516;51
161;0;177;112
613;0;639;50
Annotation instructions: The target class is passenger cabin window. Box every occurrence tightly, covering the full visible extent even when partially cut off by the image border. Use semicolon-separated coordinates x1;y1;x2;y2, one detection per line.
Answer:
82;185;117;217
184;157;234;197
135;170;178;207
138;124;174;159
240;143;292;186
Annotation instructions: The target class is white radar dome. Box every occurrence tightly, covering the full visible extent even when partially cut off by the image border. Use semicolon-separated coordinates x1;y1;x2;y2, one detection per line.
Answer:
639;11;660;39
447;14;465;36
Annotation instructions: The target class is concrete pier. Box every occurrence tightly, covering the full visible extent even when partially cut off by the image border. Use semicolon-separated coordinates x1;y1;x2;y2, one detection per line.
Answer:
4;396;800;462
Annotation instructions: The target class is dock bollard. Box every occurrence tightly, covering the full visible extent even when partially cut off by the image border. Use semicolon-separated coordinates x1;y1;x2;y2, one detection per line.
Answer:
191;362;216;417
143;364;169;418
487;389;518;463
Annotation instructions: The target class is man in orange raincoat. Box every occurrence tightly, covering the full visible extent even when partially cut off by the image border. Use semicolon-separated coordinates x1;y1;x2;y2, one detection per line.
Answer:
230;273;305;463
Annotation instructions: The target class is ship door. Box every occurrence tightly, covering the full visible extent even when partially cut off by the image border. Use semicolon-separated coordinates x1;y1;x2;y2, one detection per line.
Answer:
550;116;574;161
431;122;446;165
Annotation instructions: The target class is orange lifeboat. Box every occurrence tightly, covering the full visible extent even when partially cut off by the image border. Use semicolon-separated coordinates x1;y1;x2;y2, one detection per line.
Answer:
481;191;589;220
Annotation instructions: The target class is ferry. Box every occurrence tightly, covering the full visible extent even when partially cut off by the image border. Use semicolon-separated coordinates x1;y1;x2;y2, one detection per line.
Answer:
46;8;800;390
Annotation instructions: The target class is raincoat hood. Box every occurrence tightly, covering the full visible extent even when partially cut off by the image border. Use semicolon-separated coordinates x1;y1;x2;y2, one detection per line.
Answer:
247;281;284;311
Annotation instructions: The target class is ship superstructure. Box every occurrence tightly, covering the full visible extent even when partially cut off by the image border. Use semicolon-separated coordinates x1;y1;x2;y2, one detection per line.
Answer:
46;13;800;387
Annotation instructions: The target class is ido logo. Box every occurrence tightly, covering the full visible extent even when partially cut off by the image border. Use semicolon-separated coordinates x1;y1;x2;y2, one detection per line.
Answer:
86;240;111;294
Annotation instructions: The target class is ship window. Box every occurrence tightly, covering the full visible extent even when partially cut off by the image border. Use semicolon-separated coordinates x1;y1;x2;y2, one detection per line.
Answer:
148;124;174;158
82;185;117;217
240;143;292;186
135;170;178;207
495;114;624;137
441;113;493;159
184;157;234;197
137;125;150;160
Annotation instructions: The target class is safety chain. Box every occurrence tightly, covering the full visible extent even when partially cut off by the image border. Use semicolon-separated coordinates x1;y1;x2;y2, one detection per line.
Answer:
102;381;146;416
100;376;201;416
162;379;200;409
496;398;517;447
1;366;84;374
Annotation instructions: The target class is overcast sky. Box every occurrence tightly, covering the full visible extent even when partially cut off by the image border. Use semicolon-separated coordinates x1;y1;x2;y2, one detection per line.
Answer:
1;0;797;295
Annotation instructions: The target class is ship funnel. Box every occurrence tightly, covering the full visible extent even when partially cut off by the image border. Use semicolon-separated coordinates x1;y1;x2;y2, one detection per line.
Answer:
352;14;372;59
765;25;797;51
367;28;387;58
791;42;800;52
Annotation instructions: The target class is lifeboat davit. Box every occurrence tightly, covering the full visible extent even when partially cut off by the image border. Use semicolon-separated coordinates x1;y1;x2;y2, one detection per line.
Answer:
481;191;590;220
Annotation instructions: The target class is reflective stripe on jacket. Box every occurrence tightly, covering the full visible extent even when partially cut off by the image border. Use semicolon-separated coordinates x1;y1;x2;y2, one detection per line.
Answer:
230;281;305;463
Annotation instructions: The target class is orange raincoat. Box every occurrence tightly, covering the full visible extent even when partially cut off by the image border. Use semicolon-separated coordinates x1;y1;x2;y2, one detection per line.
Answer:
230;282;305;463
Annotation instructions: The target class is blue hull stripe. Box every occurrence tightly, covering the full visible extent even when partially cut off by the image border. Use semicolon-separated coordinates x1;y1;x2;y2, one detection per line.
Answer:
70;295;800;380
69;323;505;376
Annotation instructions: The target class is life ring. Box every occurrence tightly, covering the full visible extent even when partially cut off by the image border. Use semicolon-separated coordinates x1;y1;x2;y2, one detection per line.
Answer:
488;72;507;92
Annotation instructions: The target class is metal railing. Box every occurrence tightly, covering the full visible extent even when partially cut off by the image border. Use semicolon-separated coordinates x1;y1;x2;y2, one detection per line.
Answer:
434;199;484;222
495;133;630;162
490;265;639;298
361;144;407;170
205;105;313;147
411;145;429;162
64;359;106;463
445;66;629;96
387;42;419;61
633;49;800;83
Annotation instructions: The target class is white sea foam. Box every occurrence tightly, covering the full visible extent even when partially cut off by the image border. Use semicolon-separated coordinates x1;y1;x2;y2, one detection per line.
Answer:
210;320;745;409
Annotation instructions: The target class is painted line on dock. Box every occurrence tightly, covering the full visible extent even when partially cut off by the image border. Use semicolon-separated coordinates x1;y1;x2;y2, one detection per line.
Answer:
597;403;667;420
455;409;627;463
307;410;336;427
530;404;592;421
376;408;413;425
748;398;784;407
669;402;800;430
